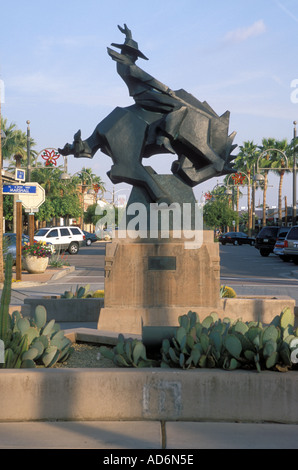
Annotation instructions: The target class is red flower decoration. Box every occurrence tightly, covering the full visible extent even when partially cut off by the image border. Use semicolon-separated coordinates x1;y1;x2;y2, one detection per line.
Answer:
93;184;101;194
231;172;247;185
41;149;61;167
204;191;213;200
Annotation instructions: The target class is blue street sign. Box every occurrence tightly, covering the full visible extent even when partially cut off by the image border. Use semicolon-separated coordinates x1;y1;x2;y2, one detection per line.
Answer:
15;169;26;181
3;185;37;194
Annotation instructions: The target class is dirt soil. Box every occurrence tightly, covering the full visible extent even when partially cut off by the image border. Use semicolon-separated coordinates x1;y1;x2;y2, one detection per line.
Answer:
55;342;118;369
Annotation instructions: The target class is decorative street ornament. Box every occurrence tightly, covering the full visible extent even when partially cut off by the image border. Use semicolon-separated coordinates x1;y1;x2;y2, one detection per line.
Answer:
204;191;213;200
93;183;101;194
231;172;247;185
40;148;61;167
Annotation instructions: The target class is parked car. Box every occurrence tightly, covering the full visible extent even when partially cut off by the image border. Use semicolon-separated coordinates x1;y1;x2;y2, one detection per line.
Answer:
219;231;255;246
273;227;293;261
34;226;85;254
255;226;291;257
3;233;30;263
83;231;98;246
283;226;298;264
96;226;117;240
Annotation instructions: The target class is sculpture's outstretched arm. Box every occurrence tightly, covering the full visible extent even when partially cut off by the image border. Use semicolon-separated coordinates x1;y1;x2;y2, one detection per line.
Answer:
117;24;132;40
107;47;133;65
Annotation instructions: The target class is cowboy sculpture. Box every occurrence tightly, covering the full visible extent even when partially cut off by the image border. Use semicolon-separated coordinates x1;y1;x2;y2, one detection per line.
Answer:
59;24;236;204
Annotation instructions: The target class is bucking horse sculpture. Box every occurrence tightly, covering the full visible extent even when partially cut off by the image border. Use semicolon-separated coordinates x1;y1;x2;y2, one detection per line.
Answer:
59;24;237;204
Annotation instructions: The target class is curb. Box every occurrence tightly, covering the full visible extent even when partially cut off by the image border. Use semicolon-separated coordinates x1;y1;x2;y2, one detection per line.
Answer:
7;266;76;289
46;265;76;281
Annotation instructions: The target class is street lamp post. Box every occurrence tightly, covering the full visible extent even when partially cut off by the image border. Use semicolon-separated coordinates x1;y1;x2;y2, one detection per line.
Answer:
26;120;31;183
293;121;297;226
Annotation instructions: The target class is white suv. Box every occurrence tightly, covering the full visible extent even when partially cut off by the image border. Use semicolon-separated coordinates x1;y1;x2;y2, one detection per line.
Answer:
34;226;85;254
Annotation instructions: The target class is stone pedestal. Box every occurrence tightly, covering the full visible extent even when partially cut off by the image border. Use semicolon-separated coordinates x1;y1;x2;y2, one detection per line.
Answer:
98;230;220;335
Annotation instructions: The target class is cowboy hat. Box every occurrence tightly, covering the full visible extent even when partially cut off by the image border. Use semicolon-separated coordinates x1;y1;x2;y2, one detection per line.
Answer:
111;37;149;60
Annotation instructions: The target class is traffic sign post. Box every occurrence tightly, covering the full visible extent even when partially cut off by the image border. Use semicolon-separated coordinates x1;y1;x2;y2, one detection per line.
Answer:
17;183;45;210
2;182;46;246
15;169;26;182
16;200;22;281
17;183;45;244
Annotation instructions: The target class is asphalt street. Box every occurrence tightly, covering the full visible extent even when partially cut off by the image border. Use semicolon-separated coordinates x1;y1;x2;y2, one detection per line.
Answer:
220;243;298;304
8;240;298;306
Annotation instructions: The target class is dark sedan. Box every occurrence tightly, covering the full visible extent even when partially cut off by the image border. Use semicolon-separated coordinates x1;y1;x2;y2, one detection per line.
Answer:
3;233;30;263
219;231;255;246
83;231;98;246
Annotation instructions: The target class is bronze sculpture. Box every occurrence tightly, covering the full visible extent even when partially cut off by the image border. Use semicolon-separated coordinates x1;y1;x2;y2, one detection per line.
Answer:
59;24;236;204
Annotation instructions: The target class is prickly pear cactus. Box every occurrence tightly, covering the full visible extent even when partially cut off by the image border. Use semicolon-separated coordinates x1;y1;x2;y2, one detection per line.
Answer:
99;334;158;368
0;254;13;340
159;308;298;372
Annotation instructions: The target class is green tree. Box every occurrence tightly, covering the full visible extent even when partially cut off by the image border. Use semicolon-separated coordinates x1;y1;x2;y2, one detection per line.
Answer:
84;203;102;226
31;166;66;196
203;199;238;231
32;166;82;225
84;203;119;227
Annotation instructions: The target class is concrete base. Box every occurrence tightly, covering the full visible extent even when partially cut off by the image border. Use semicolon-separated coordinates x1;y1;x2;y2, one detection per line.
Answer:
1;367;298;423
99;231;221;334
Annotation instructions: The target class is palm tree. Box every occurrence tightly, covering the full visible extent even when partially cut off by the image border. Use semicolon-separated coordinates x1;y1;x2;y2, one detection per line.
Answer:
257;138;275;227
75;167;106;194
233;141;260;235
31;166;65;196
270;139;291;226
1;117;37;167
223;173;245;231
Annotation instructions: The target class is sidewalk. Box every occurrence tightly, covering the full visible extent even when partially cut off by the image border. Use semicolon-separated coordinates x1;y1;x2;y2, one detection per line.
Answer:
0;420;298;449
7;265;75;289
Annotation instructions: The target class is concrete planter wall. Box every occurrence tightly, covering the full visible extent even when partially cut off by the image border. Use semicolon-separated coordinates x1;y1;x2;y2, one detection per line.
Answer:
22;295;296;329
3;295;298;424
23;298;104;322
1;368;298;423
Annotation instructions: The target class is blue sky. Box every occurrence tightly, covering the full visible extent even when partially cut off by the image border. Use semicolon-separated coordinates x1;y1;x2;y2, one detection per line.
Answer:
1;0;297;207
